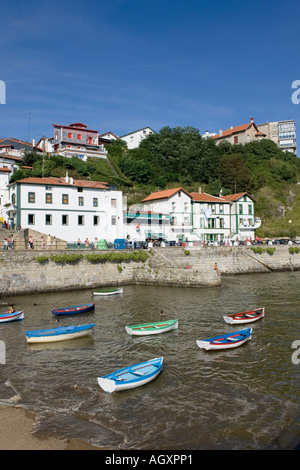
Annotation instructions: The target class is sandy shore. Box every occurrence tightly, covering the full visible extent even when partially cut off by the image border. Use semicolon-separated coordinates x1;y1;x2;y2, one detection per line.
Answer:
0;405;100;450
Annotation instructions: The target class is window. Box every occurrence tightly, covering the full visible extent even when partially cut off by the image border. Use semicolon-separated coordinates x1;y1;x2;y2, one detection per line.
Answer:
78;215;84;225
172;202;176;211
220;218;224;228
111;215;117;225
78;197;84;206
68;132;72;138
11;193;16;204
77;187;83;192
111;198;117;208
45;214;52;225
208;218;216;229
62;194;69;205
77;134;82;140
93;198;98;207
28;214;35;225
219;204;224;214
93;215;99;225
248;204;252;215
87;136;93;144
234;136;238;144
28;192;35;203
184;202;189;211
62;215;68;225
239;204;243;215
45;193;52;204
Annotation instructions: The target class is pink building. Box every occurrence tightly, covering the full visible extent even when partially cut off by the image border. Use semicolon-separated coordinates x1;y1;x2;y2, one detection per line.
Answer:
53;122;107;160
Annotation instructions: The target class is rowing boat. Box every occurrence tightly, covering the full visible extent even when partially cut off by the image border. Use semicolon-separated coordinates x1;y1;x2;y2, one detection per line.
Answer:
25;323;96;343
223;307;264;324
93;288;123;296
97;357;163;393
196;328;252;351
0;311;24;323
125;319;178;336
51;302;95;316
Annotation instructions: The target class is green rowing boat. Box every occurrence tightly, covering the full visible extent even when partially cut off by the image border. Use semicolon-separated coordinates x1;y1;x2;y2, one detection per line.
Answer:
125;319;178;336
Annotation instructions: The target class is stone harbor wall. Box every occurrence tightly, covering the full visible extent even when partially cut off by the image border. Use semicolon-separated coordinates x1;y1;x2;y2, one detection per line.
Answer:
0;245;299;297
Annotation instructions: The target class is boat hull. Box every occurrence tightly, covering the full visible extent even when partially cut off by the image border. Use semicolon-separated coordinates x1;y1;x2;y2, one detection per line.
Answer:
125;319;178;336
25;324;96;344
0;311;24;323
223;307;264;324
98;357;163;393
93;288;123;296
52;303;95;316
196;328;252;351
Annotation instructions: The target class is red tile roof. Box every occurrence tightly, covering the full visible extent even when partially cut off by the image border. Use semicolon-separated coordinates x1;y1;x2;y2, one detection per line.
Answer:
52;123;98;133
222;192;255;202
212;123;252;139
142;187;191;202
11;176;109;189
189;192;229;203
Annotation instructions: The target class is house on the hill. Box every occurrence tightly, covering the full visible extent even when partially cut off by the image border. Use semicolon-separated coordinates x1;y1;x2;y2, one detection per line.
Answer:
120;127;155;149
212;118;266;145
52;122;107;160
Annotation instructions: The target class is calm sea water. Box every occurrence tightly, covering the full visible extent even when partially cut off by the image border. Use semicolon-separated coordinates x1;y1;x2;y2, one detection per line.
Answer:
0;271;299;450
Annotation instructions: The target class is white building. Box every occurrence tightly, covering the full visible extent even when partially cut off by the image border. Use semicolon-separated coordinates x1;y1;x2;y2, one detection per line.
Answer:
142;188;261;243
190;192;231;243
222;192;261;241
120;127;155;149
7;175;123;243
0;167;12;225
142;188;193;241
256;120;297;155
98;132;119;142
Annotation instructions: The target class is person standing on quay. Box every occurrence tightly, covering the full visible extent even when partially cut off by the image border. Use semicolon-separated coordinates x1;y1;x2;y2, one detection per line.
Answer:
47;234;51;249
29;236;34;249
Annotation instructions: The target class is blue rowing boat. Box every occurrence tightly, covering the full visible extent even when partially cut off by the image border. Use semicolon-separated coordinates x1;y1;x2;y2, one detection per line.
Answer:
25;323;96;343
97;357;163;393
196;328;252;351
51;302;95;316
0;311;24;323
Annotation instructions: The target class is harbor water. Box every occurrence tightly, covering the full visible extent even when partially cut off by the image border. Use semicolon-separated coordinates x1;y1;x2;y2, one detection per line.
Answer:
0;271;299;450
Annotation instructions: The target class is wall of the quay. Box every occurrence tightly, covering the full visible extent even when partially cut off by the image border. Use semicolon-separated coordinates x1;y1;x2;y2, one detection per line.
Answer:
0;245;299;297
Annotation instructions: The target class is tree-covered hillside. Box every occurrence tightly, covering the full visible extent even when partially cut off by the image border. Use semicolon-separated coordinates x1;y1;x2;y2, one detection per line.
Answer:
10;126;300;238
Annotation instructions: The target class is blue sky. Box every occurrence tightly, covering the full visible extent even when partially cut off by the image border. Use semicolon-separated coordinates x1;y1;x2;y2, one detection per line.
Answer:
0;0;299;146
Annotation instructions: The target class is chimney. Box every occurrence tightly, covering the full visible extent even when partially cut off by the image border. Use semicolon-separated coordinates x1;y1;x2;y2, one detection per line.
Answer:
250;117;254;123
198;187;202;194
219;129;223;136
70;177;74;185
65;171;69;183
